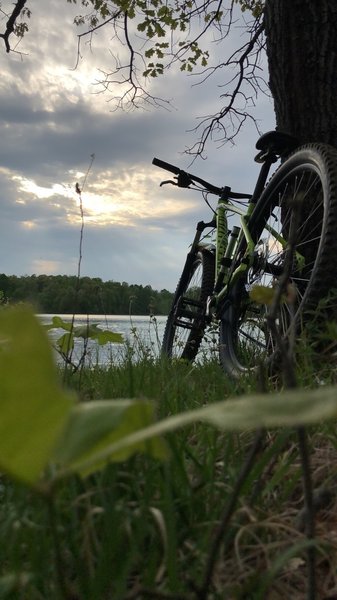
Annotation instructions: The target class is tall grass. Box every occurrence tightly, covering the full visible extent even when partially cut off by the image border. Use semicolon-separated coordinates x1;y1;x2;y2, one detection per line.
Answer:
1;333;337;600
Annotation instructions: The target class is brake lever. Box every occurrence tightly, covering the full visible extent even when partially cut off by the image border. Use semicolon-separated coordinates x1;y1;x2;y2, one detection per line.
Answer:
177;171;193;187
160;179;178;187
159;172;193;188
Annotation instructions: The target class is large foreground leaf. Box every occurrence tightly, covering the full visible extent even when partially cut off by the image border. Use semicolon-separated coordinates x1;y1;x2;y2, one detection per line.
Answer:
54;399;168;477
0;308;73;484
59;386;337;477
2;306;337;486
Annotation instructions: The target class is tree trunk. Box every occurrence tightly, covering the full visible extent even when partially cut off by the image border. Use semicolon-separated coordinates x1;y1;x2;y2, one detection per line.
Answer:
264;0;337;148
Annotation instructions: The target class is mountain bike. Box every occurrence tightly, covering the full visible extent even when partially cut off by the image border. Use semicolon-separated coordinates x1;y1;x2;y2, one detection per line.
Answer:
153;130;337;376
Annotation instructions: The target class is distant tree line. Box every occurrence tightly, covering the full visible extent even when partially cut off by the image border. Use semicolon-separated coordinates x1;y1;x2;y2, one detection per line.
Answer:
0;274;174;315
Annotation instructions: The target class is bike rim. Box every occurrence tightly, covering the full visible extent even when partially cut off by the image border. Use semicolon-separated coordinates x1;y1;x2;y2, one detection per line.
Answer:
232;164;325;369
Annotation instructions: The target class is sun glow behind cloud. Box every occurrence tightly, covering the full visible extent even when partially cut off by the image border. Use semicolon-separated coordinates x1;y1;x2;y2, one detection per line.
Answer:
21;220;36;229
16;177;73;200
11;169;197;229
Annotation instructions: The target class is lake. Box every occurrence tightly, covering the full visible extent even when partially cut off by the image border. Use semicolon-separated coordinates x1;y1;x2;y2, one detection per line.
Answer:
38;314;168;368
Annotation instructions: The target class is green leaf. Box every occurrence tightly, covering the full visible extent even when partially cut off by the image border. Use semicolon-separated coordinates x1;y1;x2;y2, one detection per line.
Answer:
0;307;74;485
44;315;73;331
235;0;264;18
57;331;74;353
157;6;169;17
54;399;168;477
144;47;155;58
73;324;123;345
45;318;123;346
56;386;337;477
249;285;278;305
94;329;123;345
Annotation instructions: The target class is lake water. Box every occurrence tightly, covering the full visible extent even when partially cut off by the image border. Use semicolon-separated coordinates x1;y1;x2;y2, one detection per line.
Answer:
38;314;168;368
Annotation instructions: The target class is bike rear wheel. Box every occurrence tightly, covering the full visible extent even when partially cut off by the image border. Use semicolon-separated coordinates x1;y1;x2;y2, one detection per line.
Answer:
162;249;215;361
220;144;337;375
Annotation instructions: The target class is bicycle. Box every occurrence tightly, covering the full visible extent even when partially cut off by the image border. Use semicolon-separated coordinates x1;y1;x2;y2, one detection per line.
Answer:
152;130;337;376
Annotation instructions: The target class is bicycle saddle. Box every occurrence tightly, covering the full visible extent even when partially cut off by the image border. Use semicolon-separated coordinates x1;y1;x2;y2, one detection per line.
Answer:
255;130;299;162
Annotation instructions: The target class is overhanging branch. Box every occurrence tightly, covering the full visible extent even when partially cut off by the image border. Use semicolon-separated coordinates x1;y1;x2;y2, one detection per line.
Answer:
187;18;266;156
0;0;28;52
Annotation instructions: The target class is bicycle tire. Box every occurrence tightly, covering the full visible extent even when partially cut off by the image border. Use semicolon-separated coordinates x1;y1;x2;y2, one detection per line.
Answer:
219;143;337;376
162;249;215;361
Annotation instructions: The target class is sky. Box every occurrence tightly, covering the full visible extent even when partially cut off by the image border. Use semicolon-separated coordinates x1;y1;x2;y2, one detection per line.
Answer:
0;1;275;292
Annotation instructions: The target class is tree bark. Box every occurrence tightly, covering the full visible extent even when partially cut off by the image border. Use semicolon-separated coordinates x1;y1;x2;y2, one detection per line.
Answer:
264;0;337;148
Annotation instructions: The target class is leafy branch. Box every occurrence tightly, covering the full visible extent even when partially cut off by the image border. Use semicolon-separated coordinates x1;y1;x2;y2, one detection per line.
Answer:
0;0;267;148
69;0;266;144
0;0;30;52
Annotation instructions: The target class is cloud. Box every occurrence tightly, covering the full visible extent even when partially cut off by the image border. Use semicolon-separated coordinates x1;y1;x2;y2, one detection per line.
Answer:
0;1;275;293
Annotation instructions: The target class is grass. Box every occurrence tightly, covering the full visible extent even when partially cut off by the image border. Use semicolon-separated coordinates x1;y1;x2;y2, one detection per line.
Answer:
1;335;337;599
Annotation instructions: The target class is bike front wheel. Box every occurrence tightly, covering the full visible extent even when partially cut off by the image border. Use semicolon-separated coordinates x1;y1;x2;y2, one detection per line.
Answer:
220;143;337;375
162;249;215;361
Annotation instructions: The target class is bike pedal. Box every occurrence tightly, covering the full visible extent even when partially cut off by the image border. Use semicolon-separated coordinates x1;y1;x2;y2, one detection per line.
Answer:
178;308;202;320
173;296;205;329
179;297;204;309
174;318;195;330
174;317;203;330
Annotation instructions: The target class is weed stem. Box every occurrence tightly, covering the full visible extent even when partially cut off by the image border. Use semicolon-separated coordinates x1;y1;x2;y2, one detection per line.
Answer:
197;429;265;599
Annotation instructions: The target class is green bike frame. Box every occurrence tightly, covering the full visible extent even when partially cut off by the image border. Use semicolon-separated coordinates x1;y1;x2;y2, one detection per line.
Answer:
200;156;305;318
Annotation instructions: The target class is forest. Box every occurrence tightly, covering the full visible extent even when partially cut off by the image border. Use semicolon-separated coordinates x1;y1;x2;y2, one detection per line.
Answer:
0;273;174;315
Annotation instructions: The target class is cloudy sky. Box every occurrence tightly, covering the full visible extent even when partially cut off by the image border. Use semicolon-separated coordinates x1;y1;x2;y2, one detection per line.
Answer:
0;1;275;291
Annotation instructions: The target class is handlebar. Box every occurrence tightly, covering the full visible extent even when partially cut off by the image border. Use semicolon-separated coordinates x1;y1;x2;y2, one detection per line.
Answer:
152;157;251;200
152;157;180;176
